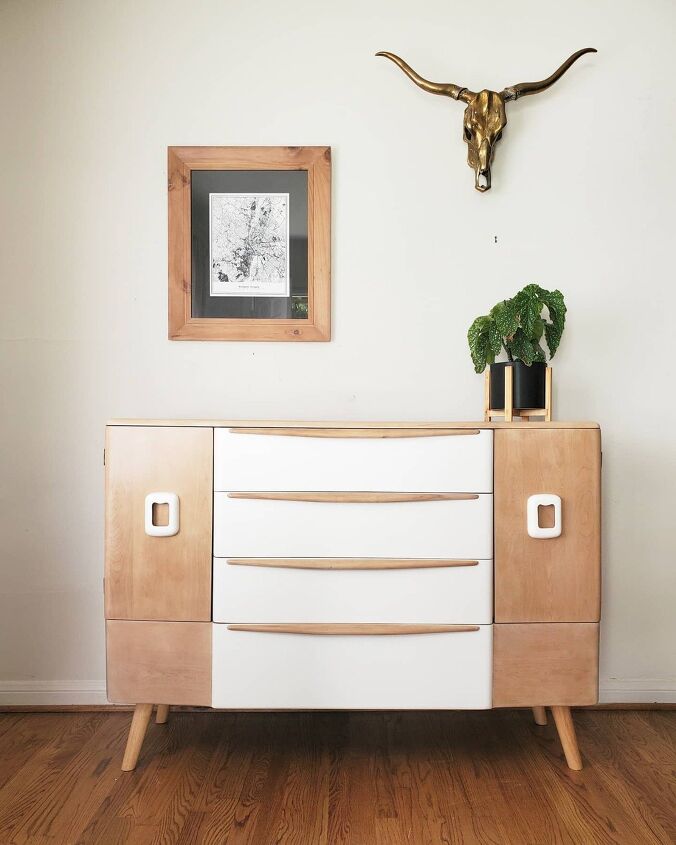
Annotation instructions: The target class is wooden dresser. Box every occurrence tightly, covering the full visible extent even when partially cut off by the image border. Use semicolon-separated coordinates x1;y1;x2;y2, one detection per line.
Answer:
104;420;601;771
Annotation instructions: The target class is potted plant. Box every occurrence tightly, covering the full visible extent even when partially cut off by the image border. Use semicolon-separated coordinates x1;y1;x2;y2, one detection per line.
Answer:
467;284;566;410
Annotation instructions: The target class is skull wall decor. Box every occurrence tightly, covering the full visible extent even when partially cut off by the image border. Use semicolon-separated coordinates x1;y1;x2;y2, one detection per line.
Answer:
376;49;596;192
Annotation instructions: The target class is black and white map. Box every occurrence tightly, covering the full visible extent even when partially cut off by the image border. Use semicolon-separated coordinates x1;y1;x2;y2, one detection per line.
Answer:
209;192;289;297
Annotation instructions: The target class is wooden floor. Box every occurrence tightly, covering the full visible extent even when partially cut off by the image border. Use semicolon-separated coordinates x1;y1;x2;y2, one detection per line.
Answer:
0;710;673;844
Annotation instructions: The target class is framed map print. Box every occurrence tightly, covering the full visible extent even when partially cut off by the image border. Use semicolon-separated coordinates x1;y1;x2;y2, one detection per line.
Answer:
210;193;290;298
168;146;331;341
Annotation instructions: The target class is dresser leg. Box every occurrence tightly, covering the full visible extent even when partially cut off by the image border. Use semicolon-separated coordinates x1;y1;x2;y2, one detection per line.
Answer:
155;704;170;724
121;703;153;771
551;705;583;770
532;706;548;725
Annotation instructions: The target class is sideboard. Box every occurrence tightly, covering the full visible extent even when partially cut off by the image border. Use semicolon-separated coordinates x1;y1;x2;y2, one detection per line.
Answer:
104;420;601;771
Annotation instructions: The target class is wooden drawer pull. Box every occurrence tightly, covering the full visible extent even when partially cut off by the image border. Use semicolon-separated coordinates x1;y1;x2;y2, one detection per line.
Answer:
226;558;480;570
226;624;480;635
228;427;480;438
227;492;479;503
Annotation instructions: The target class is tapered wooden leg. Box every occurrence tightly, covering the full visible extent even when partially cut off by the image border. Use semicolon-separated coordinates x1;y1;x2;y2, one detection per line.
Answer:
532;706;548;726
155;704;170;724
504;365;513;422
551;705;583;770
121;703;153;771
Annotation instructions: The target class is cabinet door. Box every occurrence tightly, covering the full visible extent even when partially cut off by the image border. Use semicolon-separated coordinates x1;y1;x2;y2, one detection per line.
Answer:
107;620;211;705
493;623;599;706
494;428;601;622
105;426;213;621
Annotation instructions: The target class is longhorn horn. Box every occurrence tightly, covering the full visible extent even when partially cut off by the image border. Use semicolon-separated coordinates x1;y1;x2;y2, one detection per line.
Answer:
502;47;597;101
376;51;475;103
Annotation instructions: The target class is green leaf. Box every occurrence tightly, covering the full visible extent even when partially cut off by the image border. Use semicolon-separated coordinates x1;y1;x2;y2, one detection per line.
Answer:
532;343;547;363
515;285;544;340
488;321;503;357
525;301;543;340
493;298;519;338
508;328;536;366
467;316;491;374
541;289;566;357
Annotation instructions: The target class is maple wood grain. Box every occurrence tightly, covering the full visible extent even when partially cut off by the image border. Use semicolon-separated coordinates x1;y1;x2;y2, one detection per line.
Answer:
494;427;601;621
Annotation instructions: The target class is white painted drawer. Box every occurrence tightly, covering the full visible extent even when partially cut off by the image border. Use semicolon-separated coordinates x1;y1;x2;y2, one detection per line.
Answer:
213;493;493;559
212;624;493;709
213;558;493;624
214;428;493;492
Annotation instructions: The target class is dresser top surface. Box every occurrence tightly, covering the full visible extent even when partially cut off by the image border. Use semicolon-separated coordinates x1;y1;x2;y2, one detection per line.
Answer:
107;419;600;430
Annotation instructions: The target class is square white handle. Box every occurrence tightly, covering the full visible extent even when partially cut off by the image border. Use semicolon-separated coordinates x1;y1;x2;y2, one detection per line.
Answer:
527;493;561;539
144;492;180;537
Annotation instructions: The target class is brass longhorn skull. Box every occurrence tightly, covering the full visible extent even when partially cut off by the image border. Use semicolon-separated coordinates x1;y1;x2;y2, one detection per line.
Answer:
376;48;596;191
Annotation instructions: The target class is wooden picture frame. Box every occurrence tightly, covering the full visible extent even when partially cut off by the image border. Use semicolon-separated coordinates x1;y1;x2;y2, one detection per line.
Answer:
168;146;331;341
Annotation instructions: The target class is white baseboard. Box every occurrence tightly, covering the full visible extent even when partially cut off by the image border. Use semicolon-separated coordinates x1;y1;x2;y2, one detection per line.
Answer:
0;680;108;706
0;679;674;707
599;678;676;704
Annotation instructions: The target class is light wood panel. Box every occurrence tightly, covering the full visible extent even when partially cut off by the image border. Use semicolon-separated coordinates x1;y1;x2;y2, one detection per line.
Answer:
493;623;599;706
494;427;601;622
168;146;330;341
106;621;211;706
226;624;480;635
227;491;479;503
108;419;601;429
229;427;480;438
225;558;479;569
105;425;213;621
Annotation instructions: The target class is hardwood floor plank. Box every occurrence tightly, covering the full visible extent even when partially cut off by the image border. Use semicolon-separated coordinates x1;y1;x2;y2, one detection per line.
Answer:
189;715;256;844
579;712;675;843
466;711;569;844
198;713;277;845
10;714;129;845
76;714;182;845
0;715;64;792
517;711;668;844
0;711;672;845
0;714;24;742
110;714;213;845
0;713;107;842
332;713;378;844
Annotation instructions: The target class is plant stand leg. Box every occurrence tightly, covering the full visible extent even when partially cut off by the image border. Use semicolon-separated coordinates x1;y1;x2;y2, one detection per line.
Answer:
545;366;553;422
504;365;513;422
532;706;548;726
155;704;170;724
121;703;153;771
551;705;583;770
484;369;491;421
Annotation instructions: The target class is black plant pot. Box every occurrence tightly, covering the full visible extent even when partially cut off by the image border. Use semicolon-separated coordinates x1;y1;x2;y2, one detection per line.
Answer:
490;361;546;410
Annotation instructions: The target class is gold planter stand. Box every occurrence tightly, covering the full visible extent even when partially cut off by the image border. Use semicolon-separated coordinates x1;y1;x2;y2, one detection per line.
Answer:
484;365;552;422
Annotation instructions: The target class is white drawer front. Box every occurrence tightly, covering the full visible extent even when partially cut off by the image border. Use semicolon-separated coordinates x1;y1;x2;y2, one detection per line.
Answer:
212;624;493;709
214;428;493;492
213;558;493;624
213;494;493;559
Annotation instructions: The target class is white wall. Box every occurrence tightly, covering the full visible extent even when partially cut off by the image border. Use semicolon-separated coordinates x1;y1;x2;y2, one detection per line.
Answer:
0;0;674;704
